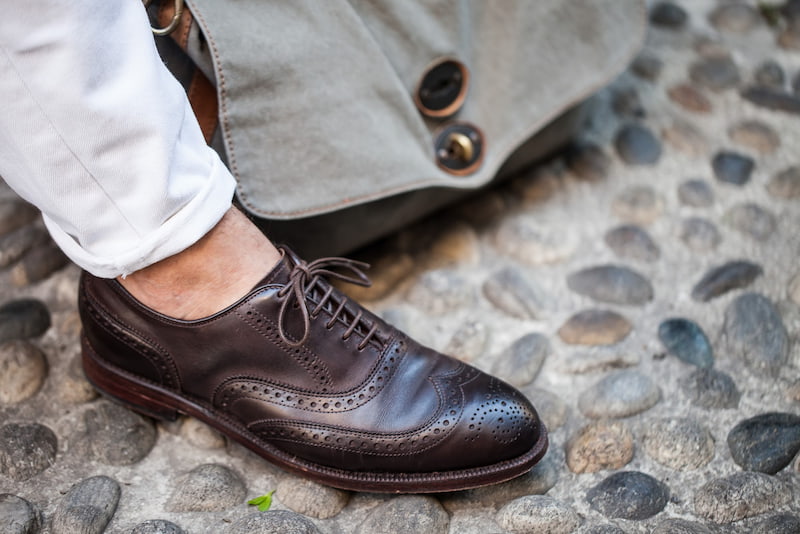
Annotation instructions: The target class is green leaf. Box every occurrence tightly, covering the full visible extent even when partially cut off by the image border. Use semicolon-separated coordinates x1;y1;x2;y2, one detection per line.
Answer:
247;490;275;512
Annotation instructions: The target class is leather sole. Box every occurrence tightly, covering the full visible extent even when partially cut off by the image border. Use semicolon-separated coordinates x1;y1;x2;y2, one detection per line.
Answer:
82;334;548;493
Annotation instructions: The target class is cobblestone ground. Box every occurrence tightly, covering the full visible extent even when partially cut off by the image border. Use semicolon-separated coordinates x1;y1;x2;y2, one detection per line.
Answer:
3;1;800;533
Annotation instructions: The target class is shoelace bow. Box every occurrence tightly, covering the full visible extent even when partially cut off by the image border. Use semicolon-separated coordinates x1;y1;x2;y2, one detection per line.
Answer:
276;255;380;350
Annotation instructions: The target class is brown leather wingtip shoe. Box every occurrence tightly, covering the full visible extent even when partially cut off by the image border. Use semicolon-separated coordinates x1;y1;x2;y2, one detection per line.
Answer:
79;247;547;493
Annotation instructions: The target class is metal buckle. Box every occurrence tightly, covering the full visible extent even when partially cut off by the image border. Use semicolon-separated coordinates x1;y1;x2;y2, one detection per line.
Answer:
143;0;184;36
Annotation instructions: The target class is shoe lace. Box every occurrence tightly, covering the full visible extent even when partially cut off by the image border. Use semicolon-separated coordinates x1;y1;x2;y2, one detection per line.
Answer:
276;255;382;350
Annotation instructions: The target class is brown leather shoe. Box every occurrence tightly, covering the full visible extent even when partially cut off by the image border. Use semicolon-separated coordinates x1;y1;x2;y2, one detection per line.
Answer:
79;247;547;493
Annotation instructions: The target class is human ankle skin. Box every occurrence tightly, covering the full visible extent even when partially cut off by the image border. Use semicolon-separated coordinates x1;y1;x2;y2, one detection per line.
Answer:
117;207;282;320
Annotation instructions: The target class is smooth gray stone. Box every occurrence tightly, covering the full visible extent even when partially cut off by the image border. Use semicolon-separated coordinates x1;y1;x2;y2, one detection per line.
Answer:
679;368;740;409
82;401;156;465
650;2;688;28
652;518;712;533
0;226;48;268
728;412;800;474
0;423;57;481
492;332;550;387
565;142;610;182
567;265;653;305
679;217;721;251
690;56;741;91
357;496;449;534
0;341;48;404
276;476;350;519
754;60;786;88
631;53;663;81
677;179;714;207
728;119;781;153
768;166;800;198
167;464;246;512
604;225;660;262
615;124;662;165
586;471;669;520
724;203;777;240
578;370;661;419
709;3;761;33
0;200;38;236
712;151;754;185
691;260;763;302
658;318;714;368
642;417;715;470
0;299;51;343
131;519;185;534
225;511;320;534
722;293;789;376
496;496;581;534
0;494;41;534
694;472;790;524
482;267;549;320
558;309;632;346
51;476;120;534
752;513;800;534
741;86;800;114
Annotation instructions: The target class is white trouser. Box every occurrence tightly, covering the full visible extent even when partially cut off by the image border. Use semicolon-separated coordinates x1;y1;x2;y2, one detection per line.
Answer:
0;1;236;278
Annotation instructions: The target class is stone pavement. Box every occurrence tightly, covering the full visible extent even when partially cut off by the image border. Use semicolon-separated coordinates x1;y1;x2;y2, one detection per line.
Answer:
2;1;800;532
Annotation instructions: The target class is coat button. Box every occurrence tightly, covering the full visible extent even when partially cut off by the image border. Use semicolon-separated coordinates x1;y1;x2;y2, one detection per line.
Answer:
435;122;484;176
415;58;469;118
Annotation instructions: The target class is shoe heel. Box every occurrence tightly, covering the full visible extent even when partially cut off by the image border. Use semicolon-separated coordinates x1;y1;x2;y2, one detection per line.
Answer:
82;335;180;422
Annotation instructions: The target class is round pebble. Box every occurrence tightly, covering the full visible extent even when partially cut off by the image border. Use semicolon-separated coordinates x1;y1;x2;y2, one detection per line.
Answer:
754;60;786;89
586;471;669;520
442;452;559;512
482;267;549;320
679;368;741;409
612;186;663;224
520;386;567;431
727;412;800;474
558;310;632;346
693;36;732;58
0;493;41;534
277;477;349;519
642;417;715;470
0;225;48;269
566;420;634;474
752;513;800;534
492;333;550;387
51;476;120;534
650;2;688;29
614;124;662;165
712;151;754;185
578;370;662;419
180;418;226;449
0;299;51;344
679;217;721;251
10;242;68;287
662;120;708;156
724;203;777;240
728;120;781;153
658;318;714;368
689;56;741;91
691;260;763;302
604;225;660;262
0;341;48;404
167;464;246;512
131;519;185;534
565;142;610;182
741;86;800;114
81;401;157;465
694;472;790;524
225;510;321;534
357;496;449;534
768;166;800;198
566;265;653;306
0;423;57;481
496;495;581;534
652;518;712;534
631;53;663;81
444;319;488;363
709;3;762;33
494;216;576;266
678;179;714;207
668;83;712;113
0;200;38;236
722;293;789;376
406;269;473;314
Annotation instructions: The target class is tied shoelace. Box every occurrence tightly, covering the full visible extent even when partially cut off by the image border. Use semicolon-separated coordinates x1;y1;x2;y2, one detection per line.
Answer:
276;255;381;350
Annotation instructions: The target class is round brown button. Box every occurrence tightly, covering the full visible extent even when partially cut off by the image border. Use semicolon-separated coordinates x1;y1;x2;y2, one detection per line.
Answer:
434;122;484;176
415;59;469;118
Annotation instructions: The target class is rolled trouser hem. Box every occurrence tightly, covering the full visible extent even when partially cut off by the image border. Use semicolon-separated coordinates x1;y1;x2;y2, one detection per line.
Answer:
44;156;237;279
